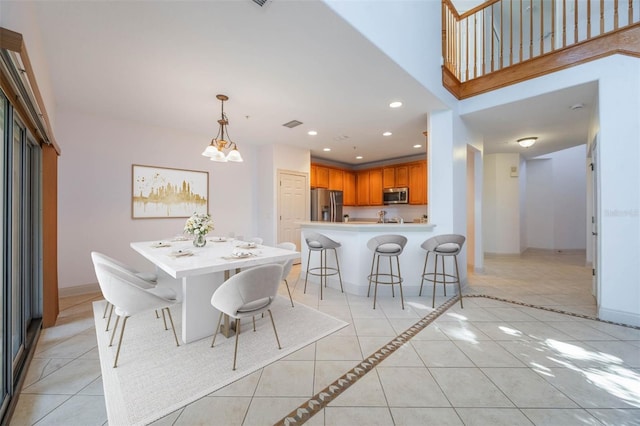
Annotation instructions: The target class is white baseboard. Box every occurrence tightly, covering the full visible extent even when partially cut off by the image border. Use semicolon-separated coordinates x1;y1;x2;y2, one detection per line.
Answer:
59;282;101;298
599;307;640;327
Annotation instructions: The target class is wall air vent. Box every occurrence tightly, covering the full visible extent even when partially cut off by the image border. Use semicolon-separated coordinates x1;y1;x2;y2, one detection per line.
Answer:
282;120;303;129
252;0;269;7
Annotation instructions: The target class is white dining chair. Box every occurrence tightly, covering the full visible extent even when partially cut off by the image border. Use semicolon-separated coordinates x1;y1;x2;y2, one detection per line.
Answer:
91;251;160;331
276;242;296;307
92;262;180;368
249;237;264;245
210;264;283;370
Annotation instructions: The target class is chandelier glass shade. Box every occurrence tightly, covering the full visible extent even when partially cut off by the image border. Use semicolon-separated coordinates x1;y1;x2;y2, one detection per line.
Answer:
202;94;243;162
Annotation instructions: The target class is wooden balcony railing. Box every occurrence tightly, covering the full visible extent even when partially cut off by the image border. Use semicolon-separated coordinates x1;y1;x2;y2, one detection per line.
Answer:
443;0;640;98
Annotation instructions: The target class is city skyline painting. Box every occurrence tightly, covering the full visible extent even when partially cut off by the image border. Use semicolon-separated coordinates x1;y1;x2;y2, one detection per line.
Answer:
132;164;208;219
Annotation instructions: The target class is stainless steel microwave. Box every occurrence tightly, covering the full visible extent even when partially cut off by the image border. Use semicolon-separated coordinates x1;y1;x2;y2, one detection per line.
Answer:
383;187;409;204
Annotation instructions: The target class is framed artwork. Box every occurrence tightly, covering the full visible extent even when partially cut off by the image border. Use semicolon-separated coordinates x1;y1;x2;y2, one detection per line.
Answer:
132;164;209;219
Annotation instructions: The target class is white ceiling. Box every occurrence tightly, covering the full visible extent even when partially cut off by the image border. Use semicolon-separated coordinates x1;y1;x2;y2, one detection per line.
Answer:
30;0;595;165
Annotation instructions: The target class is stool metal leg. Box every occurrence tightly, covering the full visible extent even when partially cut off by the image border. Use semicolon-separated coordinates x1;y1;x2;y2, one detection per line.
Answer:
441;255;447;297
367;252;376;297
389;256;395;298
419;251;430;296
396;254;404;310
373;253;381;309
320;249;324;300
333;248;344;293
454;254;463;308
303;249;312;294
432;253;439;308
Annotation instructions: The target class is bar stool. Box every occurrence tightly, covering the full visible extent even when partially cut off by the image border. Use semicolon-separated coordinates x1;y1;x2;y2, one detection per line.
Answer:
419;234;465;308
303;231;344;300
367;235;407;310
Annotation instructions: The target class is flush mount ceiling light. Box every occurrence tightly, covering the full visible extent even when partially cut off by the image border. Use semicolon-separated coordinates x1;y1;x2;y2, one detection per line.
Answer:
201;94;243;162
517;137;537;148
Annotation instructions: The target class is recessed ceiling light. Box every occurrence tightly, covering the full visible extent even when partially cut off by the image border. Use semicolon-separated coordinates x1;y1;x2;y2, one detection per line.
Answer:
308;130;318;136
517;137;537;148
355;155;363;160
570;103;584;110
413;144;422;148
389;101;403;108
323;148;331;152
383;131;392;136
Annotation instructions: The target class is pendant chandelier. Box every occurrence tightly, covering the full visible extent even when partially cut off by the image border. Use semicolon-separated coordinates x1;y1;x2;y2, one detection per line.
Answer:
202;94;243;162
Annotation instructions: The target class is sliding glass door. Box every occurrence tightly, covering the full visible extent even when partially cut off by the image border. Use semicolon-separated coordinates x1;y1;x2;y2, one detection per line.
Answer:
0;88;7;420
0;89;43;422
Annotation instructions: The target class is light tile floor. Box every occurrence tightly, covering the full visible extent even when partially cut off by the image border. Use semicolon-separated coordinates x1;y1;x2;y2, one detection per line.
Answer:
10;250;640;425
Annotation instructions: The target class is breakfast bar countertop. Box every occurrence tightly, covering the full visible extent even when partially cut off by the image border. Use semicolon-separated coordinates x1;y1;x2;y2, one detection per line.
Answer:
298;220;436;232
299;221;438;297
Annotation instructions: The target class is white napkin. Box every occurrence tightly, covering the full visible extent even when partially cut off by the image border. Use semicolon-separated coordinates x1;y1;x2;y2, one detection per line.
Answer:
232;248;252;257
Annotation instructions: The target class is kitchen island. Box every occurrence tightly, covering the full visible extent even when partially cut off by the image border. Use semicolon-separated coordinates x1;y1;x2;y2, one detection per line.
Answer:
299;221;437;297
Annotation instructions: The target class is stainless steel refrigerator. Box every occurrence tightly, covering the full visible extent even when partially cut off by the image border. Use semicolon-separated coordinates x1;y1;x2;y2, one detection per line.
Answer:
311;188;343;222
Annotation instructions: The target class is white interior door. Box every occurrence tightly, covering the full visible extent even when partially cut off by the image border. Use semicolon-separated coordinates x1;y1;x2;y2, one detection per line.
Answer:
277;170;308;252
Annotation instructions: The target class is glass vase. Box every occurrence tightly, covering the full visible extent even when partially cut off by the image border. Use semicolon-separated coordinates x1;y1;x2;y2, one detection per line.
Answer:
193;233;207;248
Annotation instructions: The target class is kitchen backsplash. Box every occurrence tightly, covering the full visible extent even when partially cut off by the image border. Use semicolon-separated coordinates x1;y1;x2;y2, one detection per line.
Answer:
343;205;428;222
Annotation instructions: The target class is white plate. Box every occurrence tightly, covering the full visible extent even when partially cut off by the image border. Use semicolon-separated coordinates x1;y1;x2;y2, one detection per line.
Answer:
223;252;254;259
237;243;256;249
151;242;171;248
169;250;193;258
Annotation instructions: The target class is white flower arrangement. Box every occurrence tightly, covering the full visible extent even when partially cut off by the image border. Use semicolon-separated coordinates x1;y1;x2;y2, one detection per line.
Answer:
184;212;214;236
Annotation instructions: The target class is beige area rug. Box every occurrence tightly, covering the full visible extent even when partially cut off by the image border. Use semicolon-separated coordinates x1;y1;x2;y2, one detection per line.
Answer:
93;297;348;426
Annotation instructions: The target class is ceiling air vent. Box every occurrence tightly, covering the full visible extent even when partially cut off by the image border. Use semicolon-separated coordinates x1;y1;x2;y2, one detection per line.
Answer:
252;0;269;7
282;120;303;129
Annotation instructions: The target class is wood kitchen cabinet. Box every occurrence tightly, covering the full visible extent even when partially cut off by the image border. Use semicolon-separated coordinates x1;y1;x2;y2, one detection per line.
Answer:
408;161;427;205
343;171;356;206
312;160;425;206
356;170;370;205
383;167;395;188
328;168;343;191
395;165;409;187
369;168;383;205
315;166;329;188
383;165;409;188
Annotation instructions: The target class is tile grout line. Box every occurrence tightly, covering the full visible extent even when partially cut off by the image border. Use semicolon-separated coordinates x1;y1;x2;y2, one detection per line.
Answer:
274;293;640;426
274;296;461;425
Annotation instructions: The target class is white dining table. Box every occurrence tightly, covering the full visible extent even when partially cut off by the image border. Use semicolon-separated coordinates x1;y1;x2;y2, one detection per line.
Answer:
130;238;299;344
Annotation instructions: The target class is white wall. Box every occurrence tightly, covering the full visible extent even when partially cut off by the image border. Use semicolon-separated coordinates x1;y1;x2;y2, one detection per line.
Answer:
483;153;522;254
56;108;257;289
257;143;311;246
526;158;555;249
324;0;456;110
463;55;640;326
548;145;587;249
596;57;640;325
518;157;528;252
1;1;57;130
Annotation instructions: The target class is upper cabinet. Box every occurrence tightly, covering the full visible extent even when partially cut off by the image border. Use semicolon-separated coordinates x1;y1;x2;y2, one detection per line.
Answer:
311;159;427;206
328;168;343;191
408;161;427;205
356;170;370;206
343;171;356;206
383;165;409;188
315;165;329;188
369;168;383;205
